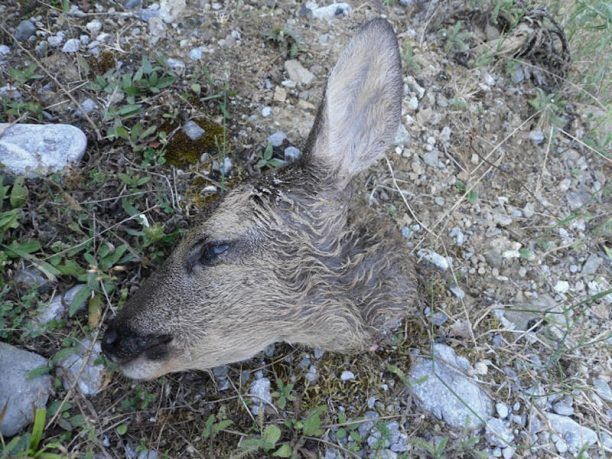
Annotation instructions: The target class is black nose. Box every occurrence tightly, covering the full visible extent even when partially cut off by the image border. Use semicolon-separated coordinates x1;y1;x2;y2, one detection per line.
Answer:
102;323;172;363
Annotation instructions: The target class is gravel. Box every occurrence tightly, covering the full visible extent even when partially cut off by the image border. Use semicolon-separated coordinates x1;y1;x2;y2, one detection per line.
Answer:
14;20;36;42
62;38;80;53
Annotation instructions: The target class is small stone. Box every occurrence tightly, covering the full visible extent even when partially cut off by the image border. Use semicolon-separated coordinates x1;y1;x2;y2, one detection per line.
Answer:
57;338;106;395
313;347;325;359
422;150;439;168
273;86;287;102
581;254;602;277
0;343;52;437
189;46;205;60
554;281;570;294
268;131;286;147
78;98;97;116
523;202;535;218
15;20;36;42
340;370;355;381
148;17;165;45
79;35;90;46
34;284;87;327
485;418;515;447
284;146;301;162
124;0;143;8
502;446;515;459
592;378;612;402
159;0;186;23
305;365;318;383
0;123;87;177
48;32;65;48
545;412;597;453
394;123;410;146
310;3;352;20
552;398;574;416
496;403;509;419
14;268;48;290
555;438;568;454
250;377;271;415
418;249;449;271
86;19;102;35
410;344;492;429
0;45;10;60
495;214;513;226
261;106;272;117
62;39;80;53
284;60;315;85
434;197;445;206
450;227;464;246
407;95;419;111
449;285;465;300
220;157;232;176
182;120;205;140
165;58;185;71
511;66;524;84
529;130;545;145
137;450;159;459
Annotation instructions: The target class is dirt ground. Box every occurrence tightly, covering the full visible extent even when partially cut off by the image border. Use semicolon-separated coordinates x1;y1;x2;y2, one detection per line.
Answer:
0;0;610;458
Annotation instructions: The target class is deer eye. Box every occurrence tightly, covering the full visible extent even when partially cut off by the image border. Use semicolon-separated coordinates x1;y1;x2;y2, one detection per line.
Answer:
200;242;230;264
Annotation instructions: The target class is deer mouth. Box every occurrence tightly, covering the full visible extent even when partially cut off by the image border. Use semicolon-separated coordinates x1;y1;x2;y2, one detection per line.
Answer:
101;324;174;365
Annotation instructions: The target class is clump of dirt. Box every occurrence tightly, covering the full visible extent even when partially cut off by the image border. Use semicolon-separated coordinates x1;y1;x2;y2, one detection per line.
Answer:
163;118;225;167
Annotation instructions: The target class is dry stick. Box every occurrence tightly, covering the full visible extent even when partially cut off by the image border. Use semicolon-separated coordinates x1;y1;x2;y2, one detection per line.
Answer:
536;126;554;195
560;128;611;163
0;23;102;141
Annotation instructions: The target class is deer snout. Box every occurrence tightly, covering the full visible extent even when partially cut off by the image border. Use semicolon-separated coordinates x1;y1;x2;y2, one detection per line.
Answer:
102;323;173;364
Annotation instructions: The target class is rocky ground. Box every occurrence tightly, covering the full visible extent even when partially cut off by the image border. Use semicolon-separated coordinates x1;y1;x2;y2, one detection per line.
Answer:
0;0;610;458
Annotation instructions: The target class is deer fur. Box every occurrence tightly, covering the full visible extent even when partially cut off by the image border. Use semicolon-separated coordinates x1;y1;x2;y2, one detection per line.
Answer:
102;19;417;380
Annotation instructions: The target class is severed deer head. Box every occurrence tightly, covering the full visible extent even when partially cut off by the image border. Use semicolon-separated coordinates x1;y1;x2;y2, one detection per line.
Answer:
102;19;417;380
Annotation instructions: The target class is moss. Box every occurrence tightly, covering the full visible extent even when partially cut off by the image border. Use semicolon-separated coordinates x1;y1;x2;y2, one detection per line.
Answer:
89;50;117;75
164;119;225;168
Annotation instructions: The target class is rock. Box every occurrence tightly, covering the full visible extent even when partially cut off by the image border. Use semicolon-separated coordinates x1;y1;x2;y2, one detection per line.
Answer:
552;397;574;416
496;403;509;419
450;227;464;246
305;365;318;383
309;3;352;20
522;202;535;218
449;285;465;300
137;450;159;459
284;60;315;85
15;20;36;42
57;338;106;396
502;446;515;459
409;344;492;429
485;418;514;447
212;365;230;391
0;45;11;61
554;280;570;294
220;157;232;176
182;120;205;140
86;19;102;35
340;370;355;381
148;17;165;46
0;342;52;437
34;284;87;327
250;377;271;415
273;86;287;102
14;268;48;290
422;150;439;168
593;378;612;402
529;130;545;145
159;0;186;23
267;131;286;147
581;254;602;277
78;98;97;117
261;106;272;117
124;0;143;8
394;124;410;146
166;58;185;71
47;32;65;48
284;146;301;162
511;66;524;84
62;39;80;53
418;249;449;271
504;295;556;330
407;95;419;111
189;46;205;61
0;123;87;177
545;412;597;453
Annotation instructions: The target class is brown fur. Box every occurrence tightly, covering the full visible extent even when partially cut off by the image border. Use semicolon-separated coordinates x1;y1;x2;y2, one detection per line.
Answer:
103;19;418;380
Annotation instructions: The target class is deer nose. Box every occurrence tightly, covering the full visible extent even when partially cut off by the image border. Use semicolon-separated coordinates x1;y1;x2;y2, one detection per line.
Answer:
102;323;173;363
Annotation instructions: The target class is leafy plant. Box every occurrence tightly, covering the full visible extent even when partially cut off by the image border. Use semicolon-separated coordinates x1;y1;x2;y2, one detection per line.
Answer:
272;378;296;409
1;408;64;458
238;424;291;457
257;143;284;170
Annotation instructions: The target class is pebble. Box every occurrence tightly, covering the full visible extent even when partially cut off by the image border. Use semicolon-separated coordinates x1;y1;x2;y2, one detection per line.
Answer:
305;365;318;383
80;35;90;46
545;412;597;453
261;106;272;117
485;418;515;447
165;58;185;71
15;20;36;42
552;398;574;416
0;342;52;436
0;45;10;60
14;268;48;290
86;19;102;35
449;285;465;300
57;338;106;395
422;150;439;168
249;377;271;415
511;66;525;84
496;402;509;419
394;123;410;146
592;378;612;402
220;157;232;176
581;254;601;277
62;38;80;53
418;249;449;271
529;130;545;145
78;98;97;116
434;196;445;206
554;280;570;294
409;344;492;429
182;120;205;140
34;284;87;327
502;446;515;459
48;32;65;47
268;131;286;147
523;202;535;218
284;146;301;162
407;95;419;111
309;3;352;20
340;370;355;381
284;60;315;85
189;46;205;61
450;227;465;246
212;365;230;391
159;0;186;23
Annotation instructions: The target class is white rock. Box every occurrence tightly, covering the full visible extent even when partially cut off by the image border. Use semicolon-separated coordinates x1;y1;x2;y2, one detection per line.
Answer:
449;285;465;300
182;120;205;140
62;38;80;53
47;32;65;47
554;281;570;294
502;446;515;459
34;284;87;327
450;227;464;246
409;344;492;429
545;412;597;453
166;58;185;71
189;46;205;61
486;418;514;447
249;377;271;415
159;0;186;23
0;343;52;436
86;19;102;35
284;146;301;162
261;106;272;117
0;45;10;60
496;402;509;419
57;338;106;396
268;131;286;147
0;123;87;177
418;249;449;271
284;60;315;85
310;3;352;20
340;370;355;381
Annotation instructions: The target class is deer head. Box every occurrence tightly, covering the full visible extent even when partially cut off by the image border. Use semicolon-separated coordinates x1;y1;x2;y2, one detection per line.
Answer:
102;19;417;380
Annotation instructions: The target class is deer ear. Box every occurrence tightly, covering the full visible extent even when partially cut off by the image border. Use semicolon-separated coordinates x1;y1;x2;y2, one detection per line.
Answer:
303;19;403;187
